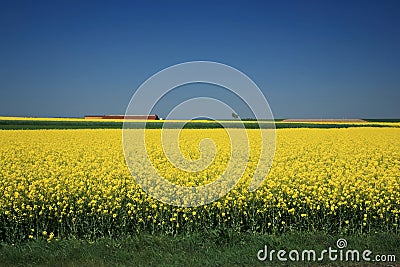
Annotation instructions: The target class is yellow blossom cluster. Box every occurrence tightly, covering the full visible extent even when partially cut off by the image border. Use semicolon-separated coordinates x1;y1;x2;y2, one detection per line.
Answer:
0;127;398;242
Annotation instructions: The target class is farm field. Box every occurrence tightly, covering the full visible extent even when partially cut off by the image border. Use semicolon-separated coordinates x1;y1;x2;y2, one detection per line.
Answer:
0;124;399;265
0;116;399;130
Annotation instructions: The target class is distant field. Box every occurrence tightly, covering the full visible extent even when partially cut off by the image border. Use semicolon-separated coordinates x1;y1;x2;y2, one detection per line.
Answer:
282;118;367;122
0;116;399;129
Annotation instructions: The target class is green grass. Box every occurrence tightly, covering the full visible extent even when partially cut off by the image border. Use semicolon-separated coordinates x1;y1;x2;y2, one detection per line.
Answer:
0;231;398;266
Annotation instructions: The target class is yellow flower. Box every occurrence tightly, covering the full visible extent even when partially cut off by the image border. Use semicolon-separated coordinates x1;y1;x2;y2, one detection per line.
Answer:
0;127;398;238
47;232;54;242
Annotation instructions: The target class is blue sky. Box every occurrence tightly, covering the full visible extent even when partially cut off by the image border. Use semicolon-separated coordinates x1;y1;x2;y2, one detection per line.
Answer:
0;0;399;119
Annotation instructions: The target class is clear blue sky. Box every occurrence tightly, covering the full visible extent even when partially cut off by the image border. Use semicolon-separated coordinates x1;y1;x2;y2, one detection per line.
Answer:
0;0;399;119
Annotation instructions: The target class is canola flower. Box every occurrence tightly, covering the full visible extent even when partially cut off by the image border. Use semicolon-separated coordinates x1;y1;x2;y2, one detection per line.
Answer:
0;128;399;242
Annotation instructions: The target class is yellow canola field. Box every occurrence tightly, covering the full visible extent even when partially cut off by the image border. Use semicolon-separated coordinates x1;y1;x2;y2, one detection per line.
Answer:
0;128;399;241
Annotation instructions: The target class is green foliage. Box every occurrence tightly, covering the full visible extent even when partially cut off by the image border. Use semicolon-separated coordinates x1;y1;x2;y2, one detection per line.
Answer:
0;120;398;130
0;232;398;266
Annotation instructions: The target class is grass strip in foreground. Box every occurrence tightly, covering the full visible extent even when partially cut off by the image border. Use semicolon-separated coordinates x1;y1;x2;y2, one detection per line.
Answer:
0;232;398;267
